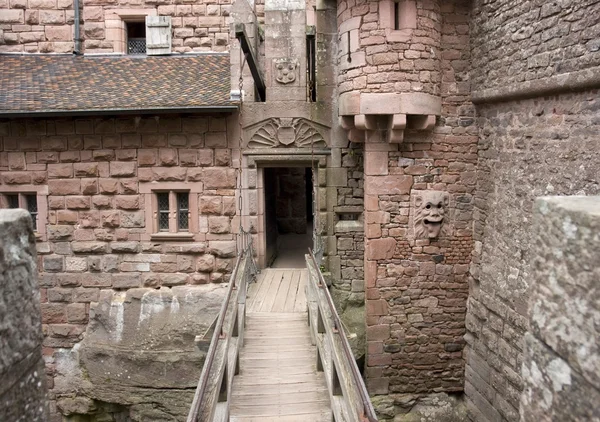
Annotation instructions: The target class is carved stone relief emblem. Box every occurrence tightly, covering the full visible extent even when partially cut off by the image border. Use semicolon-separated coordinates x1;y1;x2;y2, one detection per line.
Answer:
247;118;327;148
412;190;450;239
274;59;297;84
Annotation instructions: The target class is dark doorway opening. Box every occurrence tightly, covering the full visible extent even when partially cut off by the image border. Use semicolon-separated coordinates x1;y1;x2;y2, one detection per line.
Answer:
264;167;314;268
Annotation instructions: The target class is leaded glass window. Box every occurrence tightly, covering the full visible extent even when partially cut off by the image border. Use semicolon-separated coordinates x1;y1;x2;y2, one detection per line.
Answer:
157;192;170;231
2;193;38;231
25;194;38;230
177;192;189;231
6;194;18;209
154;191;190;233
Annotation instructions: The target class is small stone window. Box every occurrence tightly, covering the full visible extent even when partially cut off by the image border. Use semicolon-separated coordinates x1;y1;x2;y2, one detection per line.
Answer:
381;0;417;42
126;21;146;55
140;182;202;241
105;11;171;55
0;187;48;239
155;191;189;232
2;193;38;229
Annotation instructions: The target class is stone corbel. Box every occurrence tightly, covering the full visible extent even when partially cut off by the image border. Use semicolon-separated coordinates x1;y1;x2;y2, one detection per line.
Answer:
338;92;440;144
387;113;406;143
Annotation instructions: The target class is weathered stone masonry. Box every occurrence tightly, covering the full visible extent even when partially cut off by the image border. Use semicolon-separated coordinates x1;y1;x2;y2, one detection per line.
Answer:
2;0;600;420
0;0;231;54
466;1;600;421
336;0;475;406
0;209;49;422
0;114;240;417
520;197;600;422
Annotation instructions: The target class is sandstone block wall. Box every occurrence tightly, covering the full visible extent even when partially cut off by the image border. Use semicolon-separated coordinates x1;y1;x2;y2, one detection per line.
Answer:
336;0;448;96
520;196;600;422
0;0;231;53
0;209;49;422
0;114;239;418
333;144;364;299
466;1;600;420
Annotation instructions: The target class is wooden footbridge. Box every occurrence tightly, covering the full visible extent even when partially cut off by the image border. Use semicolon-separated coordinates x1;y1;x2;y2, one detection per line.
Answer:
187;240;378;422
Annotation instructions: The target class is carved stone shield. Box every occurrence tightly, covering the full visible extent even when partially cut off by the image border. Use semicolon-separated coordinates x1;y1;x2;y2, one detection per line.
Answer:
276;118;295;145
274;59;297;84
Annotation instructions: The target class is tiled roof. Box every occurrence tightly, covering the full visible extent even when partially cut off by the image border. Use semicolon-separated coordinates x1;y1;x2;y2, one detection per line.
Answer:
0;54;237;116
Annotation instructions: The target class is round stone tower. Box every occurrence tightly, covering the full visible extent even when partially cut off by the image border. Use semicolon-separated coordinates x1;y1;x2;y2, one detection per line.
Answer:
337;0;442;143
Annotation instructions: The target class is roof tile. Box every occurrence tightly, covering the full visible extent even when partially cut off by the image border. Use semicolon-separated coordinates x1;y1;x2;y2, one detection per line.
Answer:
0;54;236;115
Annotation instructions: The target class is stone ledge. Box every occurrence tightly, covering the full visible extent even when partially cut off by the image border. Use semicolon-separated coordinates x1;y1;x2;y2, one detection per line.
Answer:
338;92;440;143
472;66;600;104
339;92;441;116
150;233;195;242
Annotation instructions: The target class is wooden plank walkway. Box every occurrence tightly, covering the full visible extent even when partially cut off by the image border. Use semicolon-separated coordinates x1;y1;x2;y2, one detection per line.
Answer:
230;269;331;422
245;268;308;313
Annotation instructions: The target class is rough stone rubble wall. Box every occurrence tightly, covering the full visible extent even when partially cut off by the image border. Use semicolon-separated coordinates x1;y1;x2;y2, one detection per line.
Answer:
467;92;600;422
470;0;600;92
0;0;231;53
0;209;48;422
0;114;238;418
520;196;600;422
335;144;364;300
466;1;600;421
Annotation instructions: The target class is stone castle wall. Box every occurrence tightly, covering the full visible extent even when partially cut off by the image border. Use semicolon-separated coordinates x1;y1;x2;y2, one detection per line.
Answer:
336;0;476;408
466;90;600;422
466;0;600;421
0;114;239;418
0;0;230;53
471;0;600;94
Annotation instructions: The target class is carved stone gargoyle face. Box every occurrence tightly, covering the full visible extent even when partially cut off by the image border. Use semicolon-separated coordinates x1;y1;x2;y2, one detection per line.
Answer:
414;191;449;239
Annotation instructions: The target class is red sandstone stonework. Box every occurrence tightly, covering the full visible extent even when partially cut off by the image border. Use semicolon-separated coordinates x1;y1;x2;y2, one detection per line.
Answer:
336;0;474;400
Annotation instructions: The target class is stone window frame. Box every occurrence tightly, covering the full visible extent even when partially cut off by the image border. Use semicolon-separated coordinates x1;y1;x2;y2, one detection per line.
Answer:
105;9;157;54
380;0;417;43
140;182;202;241
0;185;48;240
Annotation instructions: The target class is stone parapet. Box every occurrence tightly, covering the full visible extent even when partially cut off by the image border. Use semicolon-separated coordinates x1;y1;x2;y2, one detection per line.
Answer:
0;209;49;422
520;196;600;421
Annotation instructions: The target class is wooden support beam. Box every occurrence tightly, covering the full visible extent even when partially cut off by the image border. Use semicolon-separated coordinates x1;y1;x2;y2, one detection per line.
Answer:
234;23;266;102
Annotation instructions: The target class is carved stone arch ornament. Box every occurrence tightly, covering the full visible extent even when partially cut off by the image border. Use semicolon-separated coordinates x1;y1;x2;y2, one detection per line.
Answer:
245;118;328;149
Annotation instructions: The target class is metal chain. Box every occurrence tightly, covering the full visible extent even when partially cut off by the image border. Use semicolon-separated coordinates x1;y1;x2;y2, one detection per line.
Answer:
237;41;247;251
311;128;323;263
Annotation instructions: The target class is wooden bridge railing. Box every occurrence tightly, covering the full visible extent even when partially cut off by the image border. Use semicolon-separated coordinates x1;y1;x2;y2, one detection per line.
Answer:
187;231;257;422
306;250;379;422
